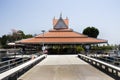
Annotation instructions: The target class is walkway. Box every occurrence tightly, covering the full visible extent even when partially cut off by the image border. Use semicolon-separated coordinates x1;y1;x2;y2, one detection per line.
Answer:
18;55;114;80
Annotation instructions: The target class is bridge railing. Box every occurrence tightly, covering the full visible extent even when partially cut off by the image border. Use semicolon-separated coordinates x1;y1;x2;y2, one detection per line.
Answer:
91;55;120;67
78;54;120;78
0;58;30;73
0;54;46;80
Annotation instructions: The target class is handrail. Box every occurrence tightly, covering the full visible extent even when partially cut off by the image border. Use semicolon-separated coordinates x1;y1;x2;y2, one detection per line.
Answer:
78;54;120;78
91;55;120;66
0;58;30;73
0;54;46;80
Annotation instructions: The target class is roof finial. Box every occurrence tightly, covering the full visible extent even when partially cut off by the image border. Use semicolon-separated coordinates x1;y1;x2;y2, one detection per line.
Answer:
53;16;55;19
60;12;62;19
66;16;68;19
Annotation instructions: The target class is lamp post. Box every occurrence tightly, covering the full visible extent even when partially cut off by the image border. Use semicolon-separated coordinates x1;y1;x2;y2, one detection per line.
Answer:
41;30;45;53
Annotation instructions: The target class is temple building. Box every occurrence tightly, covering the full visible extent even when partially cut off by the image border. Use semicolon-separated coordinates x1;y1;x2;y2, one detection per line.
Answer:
16;15;107;54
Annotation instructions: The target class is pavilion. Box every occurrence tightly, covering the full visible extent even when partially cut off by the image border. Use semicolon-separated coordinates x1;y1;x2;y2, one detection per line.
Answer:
16;15;107;54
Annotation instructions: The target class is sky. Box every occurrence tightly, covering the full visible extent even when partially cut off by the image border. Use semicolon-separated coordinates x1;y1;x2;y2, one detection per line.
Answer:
0;0;120;45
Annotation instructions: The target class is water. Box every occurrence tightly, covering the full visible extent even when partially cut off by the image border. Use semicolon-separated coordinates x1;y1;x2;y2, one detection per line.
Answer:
0;50;7;62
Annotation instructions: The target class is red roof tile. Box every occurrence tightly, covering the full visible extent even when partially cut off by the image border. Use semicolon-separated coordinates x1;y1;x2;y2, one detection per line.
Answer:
17;29;107;44
18;37;107;44
35;30;87;38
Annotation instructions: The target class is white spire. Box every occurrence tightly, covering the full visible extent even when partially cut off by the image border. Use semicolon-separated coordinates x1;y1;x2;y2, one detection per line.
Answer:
60;12;62;19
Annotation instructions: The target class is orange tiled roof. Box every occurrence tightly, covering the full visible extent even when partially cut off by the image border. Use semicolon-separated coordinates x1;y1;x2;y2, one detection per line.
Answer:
35;30;87;38
18;37;107;44
17;30;107;44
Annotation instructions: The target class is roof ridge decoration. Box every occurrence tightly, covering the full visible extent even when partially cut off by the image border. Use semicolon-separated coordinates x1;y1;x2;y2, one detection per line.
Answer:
53;14;68;30
60;12;62;19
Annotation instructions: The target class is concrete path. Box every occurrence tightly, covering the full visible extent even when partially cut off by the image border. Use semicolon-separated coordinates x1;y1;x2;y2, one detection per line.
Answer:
18;55;114;80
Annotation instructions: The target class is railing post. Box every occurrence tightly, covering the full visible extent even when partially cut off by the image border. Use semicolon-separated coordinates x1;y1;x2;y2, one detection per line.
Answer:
8;60;11;70
115;70;118;76
22;58;24;63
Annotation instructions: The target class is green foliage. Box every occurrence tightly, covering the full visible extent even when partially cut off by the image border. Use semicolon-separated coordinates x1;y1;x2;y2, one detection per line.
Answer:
1;35;8;47
25;34;33;39
83;27;99;38
91;45;113;51
0;30;33;48
76;46;84;53
0;37;1;48
17;30;26;39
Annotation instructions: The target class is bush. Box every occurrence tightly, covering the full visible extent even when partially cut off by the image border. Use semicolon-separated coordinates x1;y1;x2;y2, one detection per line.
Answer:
76;46;84;53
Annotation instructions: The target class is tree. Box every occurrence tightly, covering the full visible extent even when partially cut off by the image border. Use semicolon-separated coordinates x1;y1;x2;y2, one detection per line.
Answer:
17;30;26;39
1;35;8;47
25;34;33;38
0;37;2;48
0;29;33;48
11;30;25;41
82;27;99;38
